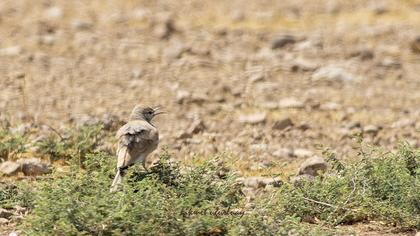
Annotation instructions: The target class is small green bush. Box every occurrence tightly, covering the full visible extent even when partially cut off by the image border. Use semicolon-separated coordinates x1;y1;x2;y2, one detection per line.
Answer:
267;143;420;229
0;127;27;161
35;124;105;163
19;152;242;235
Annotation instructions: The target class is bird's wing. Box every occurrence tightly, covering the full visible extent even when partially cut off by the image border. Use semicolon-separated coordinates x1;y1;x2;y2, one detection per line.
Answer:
116;121;155;167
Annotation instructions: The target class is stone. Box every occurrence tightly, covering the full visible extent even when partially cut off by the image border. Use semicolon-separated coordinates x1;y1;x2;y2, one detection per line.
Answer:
14;206;27;215
154;18;176;39
71;20;93;31
187;119;206;135
190;93;209;105
291;174;315;186
176;131;192;140
272;148;294;158
238;177;281;188
39;35;56;46
131;69;143;79
0;161;21;176
320;102;341;111
249;73;265;83
0;208;13;219
278;98;305;109
250;144;268;152
176;90;191;104
363;125;380;135
411;36;420;54
45;6;63;19
0;217;9;225
291;58;318;72
17;158;51;176
391;118;415;128
238;113;266;125
9;231;19;236
271;34;296;49
74;114;100;127
293;148;314;158
0;46;22;56
259;101;278;110
298;156;327;176
101;113;123;131
231;10;245;22
350;49;374;60
9;123;32;135
311;66;356;82
379;57;401;69
164;42;186;61
272;117;293;130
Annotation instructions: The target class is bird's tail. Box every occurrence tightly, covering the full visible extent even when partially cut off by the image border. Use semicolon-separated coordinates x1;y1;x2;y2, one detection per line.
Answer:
110;169;123;193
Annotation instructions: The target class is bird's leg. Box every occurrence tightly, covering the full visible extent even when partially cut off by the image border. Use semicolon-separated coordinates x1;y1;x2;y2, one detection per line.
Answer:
142;160;149;172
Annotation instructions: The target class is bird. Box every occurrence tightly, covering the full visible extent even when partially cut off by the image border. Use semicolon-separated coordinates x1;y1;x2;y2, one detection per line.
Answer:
110;105;164;192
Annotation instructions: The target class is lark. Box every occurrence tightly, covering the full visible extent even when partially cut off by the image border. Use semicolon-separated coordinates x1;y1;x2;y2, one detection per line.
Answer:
110;105;164;192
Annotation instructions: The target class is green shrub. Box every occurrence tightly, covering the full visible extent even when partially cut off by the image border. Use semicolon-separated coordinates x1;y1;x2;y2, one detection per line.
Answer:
267;143;420;228
35;124;105;163
19;152;242;235
0;127;27;161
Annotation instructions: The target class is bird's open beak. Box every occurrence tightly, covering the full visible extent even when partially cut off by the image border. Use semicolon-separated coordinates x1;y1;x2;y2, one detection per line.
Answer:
153;106;166;116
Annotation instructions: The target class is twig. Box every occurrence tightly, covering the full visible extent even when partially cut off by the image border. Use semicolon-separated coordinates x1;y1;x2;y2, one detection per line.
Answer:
43;124;64;141
302;197;337;208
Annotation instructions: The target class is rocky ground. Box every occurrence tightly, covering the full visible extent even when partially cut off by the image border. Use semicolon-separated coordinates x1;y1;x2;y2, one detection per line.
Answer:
1;0;420;235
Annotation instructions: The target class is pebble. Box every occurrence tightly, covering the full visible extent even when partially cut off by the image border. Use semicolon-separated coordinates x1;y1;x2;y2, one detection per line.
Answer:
0;218;9;225
71;20;93;31
411;35;420;54
131;69;143;79
271;34;296;49
0;161;21;176
291;58;318;72
291;174;315;185
187;119;206;135
238;177;281;188
272;148;294;158
320;102;341;111
379;57;401;69
176;90;191;104
45;6;63;20
272;117;293;130
298;156;327;176
17;158;51;176
350;49;374;60
278;98;305;109
311;66;356;82
238;113;266;125
9;123;32;135
164;42;186;61
154;18;176;39
259;101;278;110
249;72;265;83
0;46;22;57
0;208;13;219
293;148;314;158
391;118;415;128
363;125;381;135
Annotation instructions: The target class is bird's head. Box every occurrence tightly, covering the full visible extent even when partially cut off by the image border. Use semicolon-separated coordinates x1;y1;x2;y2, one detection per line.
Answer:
129;105;165;122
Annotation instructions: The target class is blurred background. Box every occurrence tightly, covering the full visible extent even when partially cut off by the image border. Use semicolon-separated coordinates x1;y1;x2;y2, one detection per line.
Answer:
1;0;420;170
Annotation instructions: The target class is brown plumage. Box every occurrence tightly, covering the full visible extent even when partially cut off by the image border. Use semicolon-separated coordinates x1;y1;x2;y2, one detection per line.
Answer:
110;105;163;192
